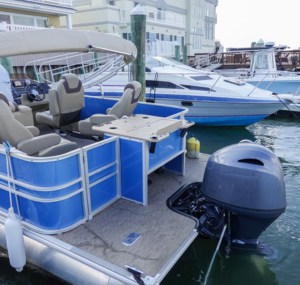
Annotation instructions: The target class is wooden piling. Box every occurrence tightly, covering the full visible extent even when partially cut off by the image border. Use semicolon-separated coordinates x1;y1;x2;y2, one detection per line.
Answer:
131;4;146;101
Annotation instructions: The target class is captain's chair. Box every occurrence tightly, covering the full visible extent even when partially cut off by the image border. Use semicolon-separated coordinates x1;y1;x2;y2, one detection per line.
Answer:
35;74;84;130
78;81;142;137
0;93;34;126
0;99;78;157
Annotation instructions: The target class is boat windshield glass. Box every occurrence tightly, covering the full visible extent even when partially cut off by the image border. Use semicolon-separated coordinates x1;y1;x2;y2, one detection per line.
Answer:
190;75;212;81
146;56;186;69
254;54;269;69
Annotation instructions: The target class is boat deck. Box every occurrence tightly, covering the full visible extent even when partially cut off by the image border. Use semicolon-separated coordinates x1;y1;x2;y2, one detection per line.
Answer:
54;154;209;282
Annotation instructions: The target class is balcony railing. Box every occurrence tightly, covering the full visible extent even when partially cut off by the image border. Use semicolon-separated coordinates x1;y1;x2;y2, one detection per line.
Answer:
0;22;47;31
146;40;178;57
120;8;185;28
21;0;73;7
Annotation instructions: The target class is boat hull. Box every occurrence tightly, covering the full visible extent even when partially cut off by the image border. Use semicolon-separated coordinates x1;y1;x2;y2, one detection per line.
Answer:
86;89;284;126
152;97;282;126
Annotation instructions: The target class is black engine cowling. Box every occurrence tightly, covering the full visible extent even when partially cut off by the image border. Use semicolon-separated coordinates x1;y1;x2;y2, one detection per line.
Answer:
168;141;287;245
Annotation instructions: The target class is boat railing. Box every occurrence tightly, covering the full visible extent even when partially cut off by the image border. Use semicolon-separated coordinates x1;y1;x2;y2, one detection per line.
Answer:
0;136;120;234
0;97;189;234
193;53;222;68
25;52;126;88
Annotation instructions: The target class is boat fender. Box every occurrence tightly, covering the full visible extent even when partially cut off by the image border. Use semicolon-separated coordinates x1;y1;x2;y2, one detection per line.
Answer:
4;207;26;272
186;137;200;159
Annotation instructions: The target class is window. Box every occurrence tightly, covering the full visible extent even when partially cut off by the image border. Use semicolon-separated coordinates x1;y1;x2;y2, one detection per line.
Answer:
36;18;47;27
146;80;184;89
0;13;47;28
204;2;216;18
122;33;131;41
108;0;115;5
254;54;269;69
205;20;214;40
146;32;157;42
190;76;212;81
0;14;10;24
13;15;35;26
162;34;171;41
181;84;214;91
193;35;201;49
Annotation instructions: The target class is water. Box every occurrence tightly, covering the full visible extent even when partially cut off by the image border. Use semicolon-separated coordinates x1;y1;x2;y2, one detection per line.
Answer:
162;118;300;285
1;117;299;285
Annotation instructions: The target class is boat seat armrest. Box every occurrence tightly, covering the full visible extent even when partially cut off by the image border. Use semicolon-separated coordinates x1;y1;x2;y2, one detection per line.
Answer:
89;114;117;125
17;133;61;155
25;126;40;137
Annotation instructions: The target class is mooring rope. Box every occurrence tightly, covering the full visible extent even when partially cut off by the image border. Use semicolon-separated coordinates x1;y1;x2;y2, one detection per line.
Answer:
203;224;227;285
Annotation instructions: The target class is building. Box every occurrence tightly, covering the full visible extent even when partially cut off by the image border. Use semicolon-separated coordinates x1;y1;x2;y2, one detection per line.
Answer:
0;0;75;31
0;0;76;76
69;0;218;58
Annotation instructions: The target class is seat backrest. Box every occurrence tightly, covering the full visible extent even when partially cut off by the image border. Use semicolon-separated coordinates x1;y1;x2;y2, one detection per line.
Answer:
0;99;33;147
49;74;85;126
107;81;142;118
0;92;19;112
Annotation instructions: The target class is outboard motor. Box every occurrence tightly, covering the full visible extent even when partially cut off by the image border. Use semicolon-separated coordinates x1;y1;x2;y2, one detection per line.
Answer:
168;141;286;246
201;141;286;245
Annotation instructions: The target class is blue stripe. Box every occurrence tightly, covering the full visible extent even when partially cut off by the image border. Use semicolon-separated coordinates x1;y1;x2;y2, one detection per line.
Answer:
85;90;282;103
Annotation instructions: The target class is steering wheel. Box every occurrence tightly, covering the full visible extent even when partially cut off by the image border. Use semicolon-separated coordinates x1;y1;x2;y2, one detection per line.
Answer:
25;83;46;102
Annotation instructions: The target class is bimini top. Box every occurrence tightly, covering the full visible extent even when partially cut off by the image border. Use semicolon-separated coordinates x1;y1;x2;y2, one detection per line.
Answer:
0;29;137;63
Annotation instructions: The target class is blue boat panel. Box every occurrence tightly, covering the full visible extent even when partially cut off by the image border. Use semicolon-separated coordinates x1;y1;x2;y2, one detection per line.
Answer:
0;187;10;211
90;175;117;211
81;97;118;119
11;155;81;187
18;192;85;231
17;182;82;198
134;103;185;118
149;131;182;170
83;92;187;118
89;165;116;184
84;140;119;212
187;114;268;126
86;141;116;172
0;151;86;232
0;154;7;175
119;139;144;203
164;154;184;174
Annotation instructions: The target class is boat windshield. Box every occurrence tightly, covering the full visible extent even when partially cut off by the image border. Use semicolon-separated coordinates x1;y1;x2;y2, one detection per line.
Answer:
146;56;186;69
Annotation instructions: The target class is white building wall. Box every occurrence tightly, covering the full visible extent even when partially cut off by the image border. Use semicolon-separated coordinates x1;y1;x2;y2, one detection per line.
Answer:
71;0;218;57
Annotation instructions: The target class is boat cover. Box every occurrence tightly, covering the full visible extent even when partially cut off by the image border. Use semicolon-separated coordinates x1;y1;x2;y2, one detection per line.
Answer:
0;29;137;63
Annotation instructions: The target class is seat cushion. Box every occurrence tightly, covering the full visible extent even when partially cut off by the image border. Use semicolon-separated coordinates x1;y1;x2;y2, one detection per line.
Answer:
35;110;58;128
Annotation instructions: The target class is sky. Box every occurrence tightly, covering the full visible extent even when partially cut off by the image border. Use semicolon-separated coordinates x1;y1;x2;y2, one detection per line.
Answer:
215;0;300;50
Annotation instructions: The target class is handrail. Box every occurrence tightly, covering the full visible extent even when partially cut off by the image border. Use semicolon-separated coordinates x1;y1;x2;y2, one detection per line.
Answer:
25;52;126;87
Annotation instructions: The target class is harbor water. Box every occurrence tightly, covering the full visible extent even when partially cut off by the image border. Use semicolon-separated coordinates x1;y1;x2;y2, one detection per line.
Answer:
0;117;299;285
